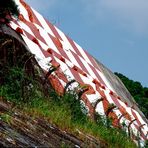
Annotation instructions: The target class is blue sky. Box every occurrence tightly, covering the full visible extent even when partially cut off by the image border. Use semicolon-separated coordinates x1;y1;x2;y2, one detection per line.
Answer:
25;0;148;87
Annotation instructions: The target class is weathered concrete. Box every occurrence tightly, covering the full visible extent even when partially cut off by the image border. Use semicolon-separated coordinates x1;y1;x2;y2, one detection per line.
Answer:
94;58;147;123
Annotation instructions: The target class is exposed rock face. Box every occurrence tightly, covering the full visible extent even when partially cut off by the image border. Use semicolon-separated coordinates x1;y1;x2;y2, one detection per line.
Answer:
0;99;107;148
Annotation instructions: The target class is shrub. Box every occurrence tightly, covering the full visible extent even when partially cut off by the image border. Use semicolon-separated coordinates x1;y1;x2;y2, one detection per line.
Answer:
0;0;19;23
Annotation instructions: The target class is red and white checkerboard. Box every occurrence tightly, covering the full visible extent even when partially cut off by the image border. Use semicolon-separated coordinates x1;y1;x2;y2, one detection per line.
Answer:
9;0;147;145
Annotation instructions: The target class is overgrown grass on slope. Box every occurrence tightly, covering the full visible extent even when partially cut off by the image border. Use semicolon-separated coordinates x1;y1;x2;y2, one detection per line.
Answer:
0;66;136;148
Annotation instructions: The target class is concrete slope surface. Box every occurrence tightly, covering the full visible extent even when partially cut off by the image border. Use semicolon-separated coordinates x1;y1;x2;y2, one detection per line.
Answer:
3;0;148;146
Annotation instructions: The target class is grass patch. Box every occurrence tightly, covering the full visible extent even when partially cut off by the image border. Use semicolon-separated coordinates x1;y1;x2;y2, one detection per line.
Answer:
20;94;136;148
0;65;137;148
0;113;12;124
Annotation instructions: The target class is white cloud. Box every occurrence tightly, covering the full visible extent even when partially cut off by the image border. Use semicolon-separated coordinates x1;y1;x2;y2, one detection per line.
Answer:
81;0;148;33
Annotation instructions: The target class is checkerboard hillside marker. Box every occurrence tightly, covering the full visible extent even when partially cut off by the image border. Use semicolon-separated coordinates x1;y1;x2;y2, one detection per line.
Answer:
8;0;148;146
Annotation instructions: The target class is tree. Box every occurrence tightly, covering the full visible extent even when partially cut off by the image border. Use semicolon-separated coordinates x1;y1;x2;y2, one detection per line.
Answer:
115;72;148;118
0;0;19;23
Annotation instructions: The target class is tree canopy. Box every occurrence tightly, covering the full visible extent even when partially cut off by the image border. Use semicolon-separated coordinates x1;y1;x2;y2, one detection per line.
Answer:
115;72;148;118
0;0;19;23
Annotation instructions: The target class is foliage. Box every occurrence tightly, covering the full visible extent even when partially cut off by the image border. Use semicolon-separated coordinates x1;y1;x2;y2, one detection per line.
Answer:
0;113;12;124
61;92;87;123
145;140;148;148
0;0;19;23
115;72;148;118
0;66;36;103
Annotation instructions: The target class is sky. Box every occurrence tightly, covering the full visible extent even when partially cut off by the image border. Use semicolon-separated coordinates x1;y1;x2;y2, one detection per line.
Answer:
25;0;148;87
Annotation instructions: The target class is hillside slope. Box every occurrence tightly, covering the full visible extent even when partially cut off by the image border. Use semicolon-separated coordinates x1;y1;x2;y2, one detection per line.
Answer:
0;0;147;147
0;26;136;147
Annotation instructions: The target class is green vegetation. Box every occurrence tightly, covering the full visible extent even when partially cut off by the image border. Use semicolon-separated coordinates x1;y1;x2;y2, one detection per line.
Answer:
0;113;12;124
115;72;148;119
0;64;136;148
